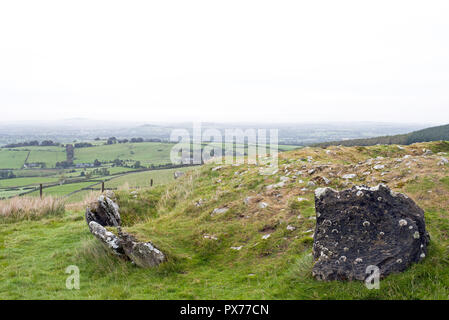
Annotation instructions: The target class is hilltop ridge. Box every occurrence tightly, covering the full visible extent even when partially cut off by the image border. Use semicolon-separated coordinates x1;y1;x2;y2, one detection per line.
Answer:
313;124;449;148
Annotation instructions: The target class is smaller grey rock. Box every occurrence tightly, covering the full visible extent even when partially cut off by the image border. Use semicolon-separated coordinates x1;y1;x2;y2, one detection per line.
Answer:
174;171;185;179
259;202;268;209
212;207;229;216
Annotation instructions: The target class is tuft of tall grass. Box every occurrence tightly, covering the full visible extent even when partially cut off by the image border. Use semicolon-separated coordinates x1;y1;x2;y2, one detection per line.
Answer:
66;191;101;211
0;196;65;222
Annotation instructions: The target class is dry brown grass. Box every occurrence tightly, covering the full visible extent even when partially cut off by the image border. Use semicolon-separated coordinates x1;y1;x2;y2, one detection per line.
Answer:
0;196;65;221
65;191;102;211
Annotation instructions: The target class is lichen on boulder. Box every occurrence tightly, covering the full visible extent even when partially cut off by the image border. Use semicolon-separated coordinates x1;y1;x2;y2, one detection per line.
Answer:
86;192;121;227
312;184;430;281
85;192;166;268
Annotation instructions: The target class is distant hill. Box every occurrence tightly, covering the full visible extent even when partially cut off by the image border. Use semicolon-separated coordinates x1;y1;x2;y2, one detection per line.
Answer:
313;124;449;147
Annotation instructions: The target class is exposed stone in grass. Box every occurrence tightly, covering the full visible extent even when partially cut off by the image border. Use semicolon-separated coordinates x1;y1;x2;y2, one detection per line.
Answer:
266;181;285;190
86;194;166;268
174;171;185;179
203;234;218;240
85;193;121;227
211;207;229;216
313;176;331;185
88;221;126;257
438;157;449;166
312;184;430;281
307;181;316;187
119;230;166;268
258;202;268;209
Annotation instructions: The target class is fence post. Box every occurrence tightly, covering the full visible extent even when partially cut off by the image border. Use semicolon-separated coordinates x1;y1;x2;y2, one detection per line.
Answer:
40;184;43;199
101;181;105;193
150;179;153;187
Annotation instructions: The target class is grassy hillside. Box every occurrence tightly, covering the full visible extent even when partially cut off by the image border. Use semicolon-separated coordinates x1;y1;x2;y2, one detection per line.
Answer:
1;141;449;299
313;124;449;148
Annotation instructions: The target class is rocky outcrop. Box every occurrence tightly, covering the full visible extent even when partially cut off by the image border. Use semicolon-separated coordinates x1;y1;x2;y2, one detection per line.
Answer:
312;184;429;281
86;194;121;227
85;192;166;268
119;231;166;268
88;221;126;257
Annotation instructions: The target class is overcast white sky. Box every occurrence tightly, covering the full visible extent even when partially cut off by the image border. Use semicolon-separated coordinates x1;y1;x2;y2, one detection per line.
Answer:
0;0;448;124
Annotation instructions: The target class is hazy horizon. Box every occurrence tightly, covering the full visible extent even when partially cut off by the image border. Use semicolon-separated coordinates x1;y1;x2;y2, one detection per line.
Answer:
1;1;448;124
0;117;440;127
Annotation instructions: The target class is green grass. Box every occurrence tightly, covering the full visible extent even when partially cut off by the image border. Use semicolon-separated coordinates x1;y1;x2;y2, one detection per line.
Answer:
13;169;66;178
278;145;302;151
1;185;448;299
74;142;174;166
0;177;60;188
65;190;98;203
1;142;449;299
27;149;66;168
0;188;31;199
28;182;99;197
105;167;192;189
0;150;29;169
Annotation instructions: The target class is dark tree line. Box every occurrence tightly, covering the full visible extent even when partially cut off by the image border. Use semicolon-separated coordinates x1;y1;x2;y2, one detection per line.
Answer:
0;170;16;179
3;140;60;148
313;124;449;148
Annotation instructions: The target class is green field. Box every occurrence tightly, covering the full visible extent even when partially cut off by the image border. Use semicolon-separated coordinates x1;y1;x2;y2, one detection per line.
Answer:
28;181;99;197
0;167;193;200
0;187;31;199
0;150;29;169
0;176;60;188
73;143;174;166
27;149;66;168
105;167;193;189
0;141;298;201
65;190;100;203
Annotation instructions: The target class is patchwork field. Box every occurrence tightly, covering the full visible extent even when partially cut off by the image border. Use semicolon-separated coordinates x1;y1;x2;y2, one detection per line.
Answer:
73;143;175;166
0;150;29;169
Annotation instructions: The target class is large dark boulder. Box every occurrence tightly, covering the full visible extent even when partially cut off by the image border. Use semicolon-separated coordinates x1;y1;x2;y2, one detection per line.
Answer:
86;193;121;227
312;184;429;281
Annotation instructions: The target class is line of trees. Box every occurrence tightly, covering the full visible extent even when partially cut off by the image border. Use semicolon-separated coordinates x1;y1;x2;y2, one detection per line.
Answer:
3;140;61;148
313;124;449;148
0;170;16;179
106;137;160;145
